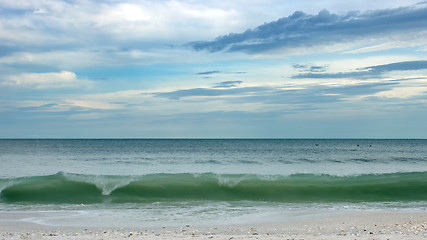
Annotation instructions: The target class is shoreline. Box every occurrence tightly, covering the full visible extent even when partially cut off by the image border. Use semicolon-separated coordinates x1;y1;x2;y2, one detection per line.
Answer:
1;211;426;239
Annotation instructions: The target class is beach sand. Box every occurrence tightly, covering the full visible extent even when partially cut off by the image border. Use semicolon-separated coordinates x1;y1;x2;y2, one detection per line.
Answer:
1;211;426;239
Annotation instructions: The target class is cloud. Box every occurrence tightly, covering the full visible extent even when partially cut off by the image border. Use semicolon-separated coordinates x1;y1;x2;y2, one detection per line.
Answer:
0;0;242;52
197;71;221;75
227;82;400;106
0;0;253;72
154;79;399;105
0;47;213;70
293;64;328;73
214;81;243;88
196;71;247;75
3;71;92;89
155;86;272;100
362;60;427;73
188;6;427;53
293;60;427;79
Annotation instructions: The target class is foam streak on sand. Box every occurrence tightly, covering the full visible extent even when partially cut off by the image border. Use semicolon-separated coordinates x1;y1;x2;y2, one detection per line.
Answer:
1;211;426;239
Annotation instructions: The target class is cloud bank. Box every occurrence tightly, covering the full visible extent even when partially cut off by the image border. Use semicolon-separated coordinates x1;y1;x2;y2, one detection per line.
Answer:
154;80;400;104
293;60;427;79
189;5;427;53
3;71;91;89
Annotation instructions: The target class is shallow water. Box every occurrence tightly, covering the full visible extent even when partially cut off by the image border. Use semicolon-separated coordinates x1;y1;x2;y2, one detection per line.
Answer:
1;139;427;227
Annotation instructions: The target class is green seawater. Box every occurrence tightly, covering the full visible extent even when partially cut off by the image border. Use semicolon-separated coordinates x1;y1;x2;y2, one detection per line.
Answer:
1;172;427;204
1;139;427;227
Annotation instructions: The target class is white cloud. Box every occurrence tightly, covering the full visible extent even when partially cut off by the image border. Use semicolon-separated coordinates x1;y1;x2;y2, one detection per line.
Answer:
374;86;427;99
0;0;244;49
2;0;424;71
92;1;242;41
2;0;424;50
64;99;121;110
372;77;427;99
0;51;102;69
0;45;239;70
345;32;427;54
3;71;92;89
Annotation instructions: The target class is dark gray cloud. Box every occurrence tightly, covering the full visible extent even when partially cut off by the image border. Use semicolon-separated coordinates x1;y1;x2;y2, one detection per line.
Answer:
154;80;398;105
293;71;374;79
197;71;221;75
155;86;271;100
293;60;427;79
18;103;59;112
196;71;247;75
362;60;427;73
293;64;328;73
214;81;243;88
188;6;427;53
229;82;398;105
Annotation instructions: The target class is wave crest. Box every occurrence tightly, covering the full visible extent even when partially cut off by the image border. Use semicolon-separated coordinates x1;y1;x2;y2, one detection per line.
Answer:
1;172;426;204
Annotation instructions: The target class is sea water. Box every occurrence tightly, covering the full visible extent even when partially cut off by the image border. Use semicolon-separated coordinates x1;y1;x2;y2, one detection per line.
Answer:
0;139;427;228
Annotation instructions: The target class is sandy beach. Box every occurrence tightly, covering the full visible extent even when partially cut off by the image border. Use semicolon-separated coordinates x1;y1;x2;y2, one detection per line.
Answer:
1;211;426;239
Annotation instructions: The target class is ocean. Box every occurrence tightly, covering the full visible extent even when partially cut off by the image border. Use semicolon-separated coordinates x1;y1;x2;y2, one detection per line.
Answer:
1;139;427;228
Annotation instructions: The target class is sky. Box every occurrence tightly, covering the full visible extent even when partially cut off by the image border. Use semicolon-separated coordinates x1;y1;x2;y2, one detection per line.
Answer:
1;0;427;138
